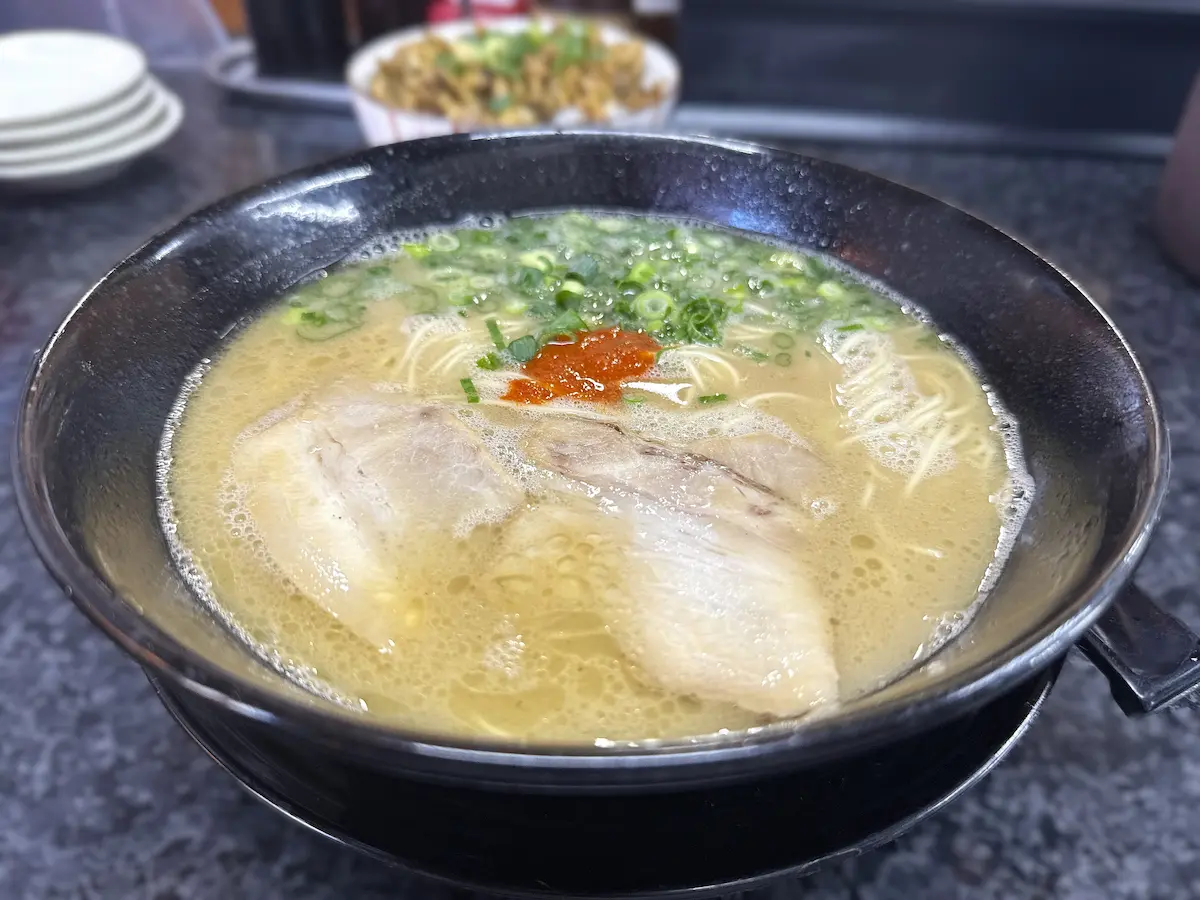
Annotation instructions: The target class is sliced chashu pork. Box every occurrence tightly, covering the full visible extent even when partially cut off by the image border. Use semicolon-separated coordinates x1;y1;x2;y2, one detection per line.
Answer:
519;418;838;718
690;433;820;507
232;389;521;649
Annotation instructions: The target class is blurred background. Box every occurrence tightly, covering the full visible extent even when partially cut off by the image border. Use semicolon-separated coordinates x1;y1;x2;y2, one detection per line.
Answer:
5;0;1200;154
4;3;1200;900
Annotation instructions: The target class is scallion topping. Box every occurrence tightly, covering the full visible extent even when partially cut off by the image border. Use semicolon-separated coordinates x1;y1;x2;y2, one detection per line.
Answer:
697;393;728;404
486;318;506;348
508;335;538;363
460;377;481;403
476;352;503;370
632;289;674;321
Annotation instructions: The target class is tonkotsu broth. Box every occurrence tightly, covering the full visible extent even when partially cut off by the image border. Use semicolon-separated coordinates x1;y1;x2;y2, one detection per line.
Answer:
162;213;1028;743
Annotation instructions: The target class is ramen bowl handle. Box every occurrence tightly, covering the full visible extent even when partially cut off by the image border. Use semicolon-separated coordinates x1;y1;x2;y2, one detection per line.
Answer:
1082;583;1200;715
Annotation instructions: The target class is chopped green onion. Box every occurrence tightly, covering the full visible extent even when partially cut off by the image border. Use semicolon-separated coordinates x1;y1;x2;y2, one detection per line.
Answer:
486;318;506;348
555;279;585;304
568;254;600;283
518;249;556;272
697;393;728;405
775;352;793;367
677;296;728;344
627;260;656;284
431;267;463;284
402;243;431;259
460;377;481;403
540;309;586;342
511;266;544;292
632;289;674;321
817;280;848;301
429;232;461;252
772;332;796;349
836;323;864;332
623;395;646;405
367;265;390;277
508;335;539;363
476;352;503;370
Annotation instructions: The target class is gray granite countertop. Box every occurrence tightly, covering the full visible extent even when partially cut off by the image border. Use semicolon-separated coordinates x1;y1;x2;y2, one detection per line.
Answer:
1;72;1198;900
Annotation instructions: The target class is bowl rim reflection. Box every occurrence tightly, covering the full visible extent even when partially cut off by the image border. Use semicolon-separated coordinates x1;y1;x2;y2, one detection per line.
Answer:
13;132;1170;780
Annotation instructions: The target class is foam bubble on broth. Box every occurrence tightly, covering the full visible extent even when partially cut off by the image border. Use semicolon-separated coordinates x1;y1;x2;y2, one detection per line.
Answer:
158;211;1033;742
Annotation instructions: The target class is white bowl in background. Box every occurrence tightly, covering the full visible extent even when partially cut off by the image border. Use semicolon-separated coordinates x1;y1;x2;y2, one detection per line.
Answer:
0;85;183;192
345;16;680;146
0;77;155;149
0;77;170;166
0;30;147;129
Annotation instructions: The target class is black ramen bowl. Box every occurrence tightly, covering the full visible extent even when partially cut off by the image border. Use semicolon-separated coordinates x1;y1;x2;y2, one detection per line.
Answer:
13;133;1200;893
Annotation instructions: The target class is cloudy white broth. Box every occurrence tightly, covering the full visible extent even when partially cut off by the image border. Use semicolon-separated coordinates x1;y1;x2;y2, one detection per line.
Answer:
162;212;1030;743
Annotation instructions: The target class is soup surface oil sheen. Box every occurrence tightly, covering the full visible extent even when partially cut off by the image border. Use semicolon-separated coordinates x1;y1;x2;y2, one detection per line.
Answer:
162;213;1029;743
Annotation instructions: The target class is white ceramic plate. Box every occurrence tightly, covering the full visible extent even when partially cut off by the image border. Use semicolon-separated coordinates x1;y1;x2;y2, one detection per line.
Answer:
0;76;154;148
0;78;169;166
0;86;183;192
0;30;147;129
345;16;680;145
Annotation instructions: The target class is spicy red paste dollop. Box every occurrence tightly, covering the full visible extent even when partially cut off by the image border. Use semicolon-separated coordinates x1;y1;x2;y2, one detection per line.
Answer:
502;327;660;405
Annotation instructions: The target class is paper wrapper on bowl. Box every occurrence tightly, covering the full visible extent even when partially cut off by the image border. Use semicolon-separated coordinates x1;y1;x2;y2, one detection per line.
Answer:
345;16;680;146
1156;70;1200;282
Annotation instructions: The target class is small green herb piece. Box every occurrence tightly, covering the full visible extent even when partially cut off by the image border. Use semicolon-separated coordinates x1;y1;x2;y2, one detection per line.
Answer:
508;335;539;363
568;254;600;283
555;279;585;305
677;297;728;344
460;377;481;403
775;352;793;367
540;309;587;342
627;260;657;285
771;332;796;349
817;280;848;301
367;265;390;277
518;249;556;272
486;318;506;349
623;395;646;405
697;393;728;405
632;289;674;321
511;266;544;293
476;352;503;371
402;242;431;259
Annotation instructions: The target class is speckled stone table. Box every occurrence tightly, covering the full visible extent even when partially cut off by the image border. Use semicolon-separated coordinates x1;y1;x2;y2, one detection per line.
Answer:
2;72;1198;900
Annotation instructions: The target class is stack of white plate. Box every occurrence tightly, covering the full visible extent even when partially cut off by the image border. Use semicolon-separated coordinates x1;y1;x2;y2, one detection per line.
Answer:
0;31;184;192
